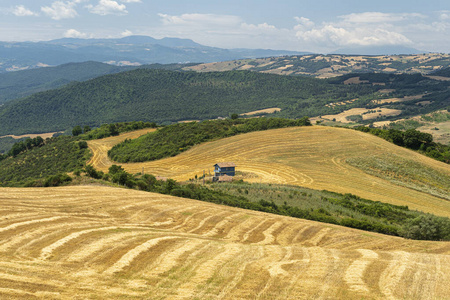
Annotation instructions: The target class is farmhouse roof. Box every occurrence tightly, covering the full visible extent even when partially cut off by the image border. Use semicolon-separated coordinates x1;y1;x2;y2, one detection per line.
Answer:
215;162;236;168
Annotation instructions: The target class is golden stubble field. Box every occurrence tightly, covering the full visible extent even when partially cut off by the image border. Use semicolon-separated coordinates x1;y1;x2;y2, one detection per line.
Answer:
0;186;448;299
88;126;450;217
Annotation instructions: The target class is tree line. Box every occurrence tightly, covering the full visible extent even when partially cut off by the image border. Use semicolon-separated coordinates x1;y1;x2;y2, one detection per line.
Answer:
355;126;450;164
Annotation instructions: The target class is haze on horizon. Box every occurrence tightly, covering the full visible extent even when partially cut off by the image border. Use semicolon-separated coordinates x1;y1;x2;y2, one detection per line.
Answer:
1;0;450;53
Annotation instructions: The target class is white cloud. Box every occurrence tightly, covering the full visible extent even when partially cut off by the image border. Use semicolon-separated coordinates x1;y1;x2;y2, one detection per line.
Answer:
158;13;242;27
155;13;296;50
241;22;276;31
295;24;412;47
12;5;38;17
439;11;450;20
339;12;425;23
64;28;88;38
121;29;133;36
294;17;314;28
87;0;128;16
154;11;434;52
41;1;78;20
291;12;421;50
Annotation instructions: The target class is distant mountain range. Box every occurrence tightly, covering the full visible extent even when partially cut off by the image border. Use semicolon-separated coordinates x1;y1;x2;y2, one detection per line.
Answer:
0;35;309;73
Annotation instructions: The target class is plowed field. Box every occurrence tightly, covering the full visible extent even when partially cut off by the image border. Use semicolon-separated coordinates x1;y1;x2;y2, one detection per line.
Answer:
88;126;450;217
0;186;448;299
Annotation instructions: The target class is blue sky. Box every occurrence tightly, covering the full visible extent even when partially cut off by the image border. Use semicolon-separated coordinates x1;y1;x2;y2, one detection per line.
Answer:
1;0;450;53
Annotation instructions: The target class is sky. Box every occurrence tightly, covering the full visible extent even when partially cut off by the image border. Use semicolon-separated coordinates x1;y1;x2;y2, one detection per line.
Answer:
1;0;450;53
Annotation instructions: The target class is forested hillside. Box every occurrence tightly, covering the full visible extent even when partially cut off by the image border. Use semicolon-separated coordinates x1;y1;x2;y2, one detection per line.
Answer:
431;67;450;77
1;68;449;136
0;61;193;104
0;69;377;135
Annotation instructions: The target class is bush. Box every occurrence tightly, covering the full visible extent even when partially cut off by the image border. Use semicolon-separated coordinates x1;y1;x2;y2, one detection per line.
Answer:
400;215;450;241
84;165;102;179
43;173;72;187
78;141;88;149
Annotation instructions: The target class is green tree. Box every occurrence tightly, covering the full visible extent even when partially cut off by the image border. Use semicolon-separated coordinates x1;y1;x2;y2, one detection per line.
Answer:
401;215;449;241
83;125;91;133
108;124;119;136
84;164;102;179
109;164;125;175
72;126;82;137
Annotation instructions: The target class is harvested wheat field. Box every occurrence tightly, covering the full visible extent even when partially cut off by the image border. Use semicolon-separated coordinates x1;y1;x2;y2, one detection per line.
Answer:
88;126;450;217
0;186;448;299
88;128;156;172
321;108;402;123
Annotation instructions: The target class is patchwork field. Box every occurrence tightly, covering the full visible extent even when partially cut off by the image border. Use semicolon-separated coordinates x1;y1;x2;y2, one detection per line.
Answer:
320;108;402;123
378;110;450;144
88;126;450;217
240;107;281;116
0;186;448;299
417;121;450;145
184;53;450;78
0;131;63;140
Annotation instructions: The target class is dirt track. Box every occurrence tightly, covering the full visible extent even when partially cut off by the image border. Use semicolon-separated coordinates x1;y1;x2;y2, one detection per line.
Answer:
87;126;450;217
0;186;448;299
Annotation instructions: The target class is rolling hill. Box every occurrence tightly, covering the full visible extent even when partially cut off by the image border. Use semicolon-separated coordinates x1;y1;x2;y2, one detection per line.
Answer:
87;126;450;217
0;61;193;105
0;69;377;135
184;53;450;78
0;185;448;299
2;67;450;136
0;61;134;105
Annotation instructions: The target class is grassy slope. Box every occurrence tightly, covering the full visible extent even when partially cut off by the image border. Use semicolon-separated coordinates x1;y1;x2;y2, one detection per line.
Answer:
88;126;450;217
0;185;447;299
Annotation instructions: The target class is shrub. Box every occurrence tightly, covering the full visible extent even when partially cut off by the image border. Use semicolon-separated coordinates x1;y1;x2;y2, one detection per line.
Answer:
400;215;450;241
44;173;72;187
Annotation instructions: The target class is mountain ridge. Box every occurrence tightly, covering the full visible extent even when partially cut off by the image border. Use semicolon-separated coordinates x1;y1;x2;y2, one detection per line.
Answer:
0;35;309;73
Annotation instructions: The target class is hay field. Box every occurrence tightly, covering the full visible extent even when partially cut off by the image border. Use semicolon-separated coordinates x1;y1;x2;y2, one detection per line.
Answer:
0;131;63;140
417;121;450;145
240;108;281;116
0;185;448;299
320;108;402;123
371;94;424;105
88;128;156;172
88;126;450;217
425;75;450;81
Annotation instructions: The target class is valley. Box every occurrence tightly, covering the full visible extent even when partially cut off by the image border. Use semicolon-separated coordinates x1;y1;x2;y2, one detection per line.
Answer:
1;2;450;298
